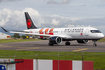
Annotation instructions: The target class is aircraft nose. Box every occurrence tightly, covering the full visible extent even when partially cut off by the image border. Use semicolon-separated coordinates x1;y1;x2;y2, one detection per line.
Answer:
97;33;104;39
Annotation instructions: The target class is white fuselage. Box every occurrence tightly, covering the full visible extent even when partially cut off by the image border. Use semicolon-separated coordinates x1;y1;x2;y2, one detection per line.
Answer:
24;27;104;40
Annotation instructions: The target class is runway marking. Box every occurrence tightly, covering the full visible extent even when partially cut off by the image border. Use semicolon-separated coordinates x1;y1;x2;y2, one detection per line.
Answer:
16;47;39;50
72;48;88;52
101;43;104;44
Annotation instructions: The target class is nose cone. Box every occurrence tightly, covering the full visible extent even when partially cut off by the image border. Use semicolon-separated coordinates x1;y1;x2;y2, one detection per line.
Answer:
97;33;104;39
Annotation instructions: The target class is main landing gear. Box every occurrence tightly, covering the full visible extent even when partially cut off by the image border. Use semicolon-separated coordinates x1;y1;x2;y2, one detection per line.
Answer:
92;40;97;46
48;43;53;46
65;41;70;46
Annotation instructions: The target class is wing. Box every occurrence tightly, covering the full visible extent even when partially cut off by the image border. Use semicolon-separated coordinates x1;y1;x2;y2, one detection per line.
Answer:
10;31;68;38
1;27;71;38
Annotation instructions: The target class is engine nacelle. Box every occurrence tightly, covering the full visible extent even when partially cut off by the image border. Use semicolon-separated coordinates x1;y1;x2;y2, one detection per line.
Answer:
49;36;62;44
77;40;89;44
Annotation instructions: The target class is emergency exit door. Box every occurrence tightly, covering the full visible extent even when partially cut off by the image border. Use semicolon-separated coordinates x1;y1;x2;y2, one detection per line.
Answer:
85;29;89;36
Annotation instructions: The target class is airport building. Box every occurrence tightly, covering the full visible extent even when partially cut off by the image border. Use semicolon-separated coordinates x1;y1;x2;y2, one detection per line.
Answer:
0;32;11;39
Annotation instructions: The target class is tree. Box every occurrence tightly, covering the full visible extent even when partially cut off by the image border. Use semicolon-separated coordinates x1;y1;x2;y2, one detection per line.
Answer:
21;35;26;39
13;33;20;38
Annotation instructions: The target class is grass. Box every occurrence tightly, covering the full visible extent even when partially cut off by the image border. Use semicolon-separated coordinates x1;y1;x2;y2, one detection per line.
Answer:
98;37;105;42
98;38;105;42
0;50;105;69
0;39;41;43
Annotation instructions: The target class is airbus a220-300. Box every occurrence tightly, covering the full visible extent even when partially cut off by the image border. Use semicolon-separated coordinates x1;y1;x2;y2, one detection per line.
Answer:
1;12;104;46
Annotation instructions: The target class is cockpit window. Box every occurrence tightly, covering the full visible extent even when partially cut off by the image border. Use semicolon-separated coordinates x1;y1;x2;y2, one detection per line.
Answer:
90;30;101;33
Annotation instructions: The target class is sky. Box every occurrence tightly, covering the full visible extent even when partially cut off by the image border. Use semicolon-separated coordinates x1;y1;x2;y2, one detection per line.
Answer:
0;0;105;35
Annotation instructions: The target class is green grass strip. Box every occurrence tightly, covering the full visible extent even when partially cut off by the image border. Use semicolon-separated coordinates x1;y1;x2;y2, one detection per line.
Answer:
0;39;41;43
98;38;105;42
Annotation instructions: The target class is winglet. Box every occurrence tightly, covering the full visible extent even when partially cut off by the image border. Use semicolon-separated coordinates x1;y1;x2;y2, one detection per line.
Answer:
1;27;8;32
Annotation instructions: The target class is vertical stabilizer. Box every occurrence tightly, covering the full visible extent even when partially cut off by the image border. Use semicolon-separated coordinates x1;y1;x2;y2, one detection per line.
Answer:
25;12;37;29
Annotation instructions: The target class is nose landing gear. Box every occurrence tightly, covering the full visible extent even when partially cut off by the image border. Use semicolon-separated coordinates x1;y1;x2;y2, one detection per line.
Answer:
65;41;70;45
92;40;97;46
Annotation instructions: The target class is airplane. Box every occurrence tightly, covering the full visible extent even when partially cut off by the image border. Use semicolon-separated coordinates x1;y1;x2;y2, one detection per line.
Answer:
1;12;104;46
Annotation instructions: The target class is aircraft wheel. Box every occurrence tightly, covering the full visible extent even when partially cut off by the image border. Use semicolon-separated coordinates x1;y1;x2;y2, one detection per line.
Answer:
93;43;97;46
65;41;70;46
48;43;53;46
92;40;97;47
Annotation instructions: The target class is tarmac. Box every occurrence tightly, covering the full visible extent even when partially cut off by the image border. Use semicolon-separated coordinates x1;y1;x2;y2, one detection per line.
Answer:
0;40;105;52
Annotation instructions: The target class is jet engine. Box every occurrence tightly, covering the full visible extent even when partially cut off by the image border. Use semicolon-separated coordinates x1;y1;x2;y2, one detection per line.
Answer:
77;40;89;44
49;36;62;44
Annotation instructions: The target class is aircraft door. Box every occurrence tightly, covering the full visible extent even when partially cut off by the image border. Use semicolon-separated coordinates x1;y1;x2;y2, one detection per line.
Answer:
85;29;89;36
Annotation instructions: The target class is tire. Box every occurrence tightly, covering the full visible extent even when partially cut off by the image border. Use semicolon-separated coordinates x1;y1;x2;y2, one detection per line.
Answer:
93;44;97;46
48;43;53;46
65;42;70;46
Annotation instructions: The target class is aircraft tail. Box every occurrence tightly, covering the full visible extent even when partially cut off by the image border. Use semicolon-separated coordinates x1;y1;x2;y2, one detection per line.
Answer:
25;12;37;29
